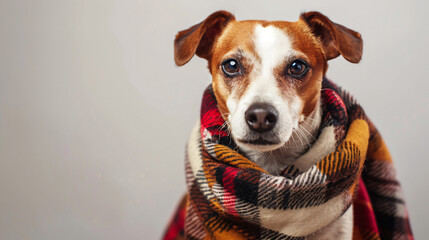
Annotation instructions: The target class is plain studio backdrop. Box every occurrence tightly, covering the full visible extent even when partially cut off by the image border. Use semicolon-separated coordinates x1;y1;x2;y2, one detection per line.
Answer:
0;0;428;239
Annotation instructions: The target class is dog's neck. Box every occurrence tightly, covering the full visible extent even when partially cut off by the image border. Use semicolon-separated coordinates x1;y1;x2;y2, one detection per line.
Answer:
240;99;322;175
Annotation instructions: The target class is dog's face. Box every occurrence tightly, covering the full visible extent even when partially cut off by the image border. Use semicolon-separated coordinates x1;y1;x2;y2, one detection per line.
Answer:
209;21;326;152
175;11;362;153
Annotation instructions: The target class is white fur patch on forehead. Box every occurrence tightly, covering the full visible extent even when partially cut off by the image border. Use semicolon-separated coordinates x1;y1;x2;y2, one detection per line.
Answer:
253;25;295;72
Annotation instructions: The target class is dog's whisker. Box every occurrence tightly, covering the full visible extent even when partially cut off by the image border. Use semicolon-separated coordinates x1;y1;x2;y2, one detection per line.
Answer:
299;124;317;141
302;116;319;122
289;130;300;149
214;118;232;138
300;119;317;127
298;127;311;149
291;134;298;149
298;127;312;149
295;129;305;148
293;128;305;149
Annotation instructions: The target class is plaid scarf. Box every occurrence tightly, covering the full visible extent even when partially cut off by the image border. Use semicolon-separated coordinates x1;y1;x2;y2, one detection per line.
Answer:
163;79;413;240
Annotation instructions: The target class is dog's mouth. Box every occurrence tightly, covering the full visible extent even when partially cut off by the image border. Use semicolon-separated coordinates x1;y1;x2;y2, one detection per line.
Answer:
235;136;284;152
236;137;280;146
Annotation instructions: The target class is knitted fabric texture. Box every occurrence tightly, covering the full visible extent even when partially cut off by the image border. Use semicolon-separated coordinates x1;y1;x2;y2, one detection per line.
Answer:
163;79;413;240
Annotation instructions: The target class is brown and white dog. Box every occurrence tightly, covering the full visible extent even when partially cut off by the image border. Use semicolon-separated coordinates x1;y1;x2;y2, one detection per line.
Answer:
174;11;362;239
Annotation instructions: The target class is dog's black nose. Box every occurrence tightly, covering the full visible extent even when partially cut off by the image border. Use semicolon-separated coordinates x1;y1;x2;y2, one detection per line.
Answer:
245;103;278;132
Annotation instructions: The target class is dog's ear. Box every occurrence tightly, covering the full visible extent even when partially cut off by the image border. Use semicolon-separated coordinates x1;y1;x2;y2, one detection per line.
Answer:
300;12;363;63
174;11;236;66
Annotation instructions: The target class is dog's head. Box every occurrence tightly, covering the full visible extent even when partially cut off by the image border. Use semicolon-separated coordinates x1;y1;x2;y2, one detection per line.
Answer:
174;11;362;153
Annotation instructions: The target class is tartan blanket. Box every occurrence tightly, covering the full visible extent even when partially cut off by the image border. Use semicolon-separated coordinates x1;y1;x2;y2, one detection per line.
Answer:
163;78;413;240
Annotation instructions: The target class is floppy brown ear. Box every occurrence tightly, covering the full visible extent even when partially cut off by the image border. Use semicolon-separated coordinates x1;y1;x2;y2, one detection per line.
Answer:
174;11;235;66
300;12;363;63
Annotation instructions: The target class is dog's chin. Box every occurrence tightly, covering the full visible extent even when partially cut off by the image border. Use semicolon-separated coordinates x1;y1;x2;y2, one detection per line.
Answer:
235;138;285;152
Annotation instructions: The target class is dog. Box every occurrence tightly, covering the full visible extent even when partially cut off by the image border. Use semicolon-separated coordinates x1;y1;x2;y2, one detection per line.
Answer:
174;11;363;239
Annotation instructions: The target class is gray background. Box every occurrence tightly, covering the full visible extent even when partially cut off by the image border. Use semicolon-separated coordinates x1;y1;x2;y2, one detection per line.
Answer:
0;0;428;239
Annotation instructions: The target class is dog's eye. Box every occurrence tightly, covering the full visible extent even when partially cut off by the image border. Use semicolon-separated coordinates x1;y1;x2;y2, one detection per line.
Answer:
288;59;309;78
221;59;241;77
